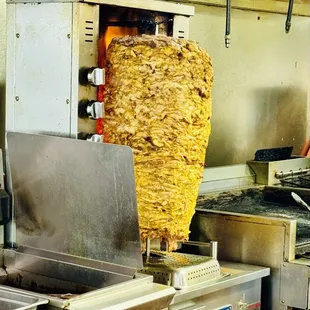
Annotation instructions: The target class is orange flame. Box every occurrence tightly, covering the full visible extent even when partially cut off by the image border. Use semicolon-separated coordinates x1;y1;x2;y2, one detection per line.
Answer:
97;26;138;137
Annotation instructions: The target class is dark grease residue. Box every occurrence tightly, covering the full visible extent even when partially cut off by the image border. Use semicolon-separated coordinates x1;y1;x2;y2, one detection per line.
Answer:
197;188;310;245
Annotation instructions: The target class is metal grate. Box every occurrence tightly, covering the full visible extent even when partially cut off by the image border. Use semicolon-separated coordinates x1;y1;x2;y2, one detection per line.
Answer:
279;171;310;189
139;251;223;289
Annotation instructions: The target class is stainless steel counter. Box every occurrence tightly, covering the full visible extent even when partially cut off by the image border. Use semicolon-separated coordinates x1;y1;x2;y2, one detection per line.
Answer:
0;275;175;310
0;259;269;310
0;248;176;310
172;262;269;304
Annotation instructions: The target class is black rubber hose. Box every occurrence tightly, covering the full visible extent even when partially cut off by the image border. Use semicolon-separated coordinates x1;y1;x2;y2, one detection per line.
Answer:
225;0;231;48
285;0;294;33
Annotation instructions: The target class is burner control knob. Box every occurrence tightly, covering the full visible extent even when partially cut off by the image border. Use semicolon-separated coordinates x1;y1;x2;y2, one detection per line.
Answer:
86;134;103;143
87;101;104;119
78;100;104;120
83;67;105;86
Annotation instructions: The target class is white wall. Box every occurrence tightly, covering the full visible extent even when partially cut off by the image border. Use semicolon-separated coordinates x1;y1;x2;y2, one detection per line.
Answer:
0;0;6;150
190;5;310;166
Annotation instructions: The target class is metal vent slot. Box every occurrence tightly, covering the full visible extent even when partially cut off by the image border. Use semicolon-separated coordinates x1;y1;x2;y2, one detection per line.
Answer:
178;30;185;38
178;30;185;39
85;21;94;43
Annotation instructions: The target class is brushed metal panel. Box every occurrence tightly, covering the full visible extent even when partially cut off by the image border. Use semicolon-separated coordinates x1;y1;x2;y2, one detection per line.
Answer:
190;210;296;310
7;0;195;16
5;4;17;136
73;3;99;136
280;261;310;309
199;165;256;194
173;15;190;39
171;279;261;310
12;3;72;136
171;262;269;305
6;132;142;269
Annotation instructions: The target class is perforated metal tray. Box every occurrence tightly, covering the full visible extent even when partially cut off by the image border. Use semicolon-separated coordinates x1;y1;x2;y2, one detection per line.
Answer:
139;251;223;289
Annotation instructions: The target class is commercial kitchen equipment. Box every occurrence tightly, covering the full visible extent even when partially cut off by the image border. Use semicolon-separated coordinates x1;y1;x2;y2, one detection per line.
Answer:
3;0;270;308
0;132;176;309
5;0;194;141
0;133;269;309
194;155;310;310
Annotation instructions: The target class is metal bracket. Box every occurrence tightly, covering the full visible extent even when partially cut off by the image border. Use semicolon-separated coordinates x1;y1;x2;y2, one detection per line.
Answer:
182;240;218;259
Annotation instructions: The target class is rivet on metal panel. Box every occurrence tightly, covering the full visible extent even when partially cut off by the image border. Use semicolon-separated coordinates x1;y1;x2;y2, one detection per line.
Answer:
16;33;20;38
15;96;19;101
283;263;286;267
67;34;71;39
66;99;70;104
281;300;285;304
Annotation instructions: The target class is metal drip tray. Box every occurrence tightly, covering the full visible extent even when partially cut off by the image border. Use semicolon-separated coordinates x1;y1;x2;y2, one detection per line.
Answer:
139;251;223;289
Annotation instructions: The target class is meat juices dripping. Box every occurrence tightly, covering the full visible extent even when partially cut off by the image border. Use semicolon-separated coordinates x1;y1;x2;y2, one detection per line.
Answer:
103;35;213;251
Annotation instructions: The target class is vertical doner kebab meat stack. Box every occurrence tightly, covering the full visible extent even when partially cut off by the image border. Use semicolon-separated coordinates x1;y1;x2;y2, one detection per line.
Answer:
103;35;213;251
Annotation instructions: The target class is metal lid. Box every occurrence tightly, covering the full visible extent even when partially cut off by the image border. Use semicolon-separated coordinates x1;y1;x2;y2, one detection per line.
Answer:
5;132;142;271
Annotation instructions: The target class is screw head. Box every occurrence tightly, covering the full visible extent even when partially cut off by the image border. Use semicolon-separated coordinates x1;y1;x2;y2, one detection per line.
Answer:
16;33;20;38
283;263;286;267
281;300;285;304
66;99;70;104
67;34;71;39
15;96;19;101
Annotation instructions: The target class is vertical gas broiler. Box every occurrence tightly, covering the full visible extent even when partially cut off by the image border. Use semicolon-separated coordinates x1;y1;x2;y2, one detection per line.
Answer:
5;0;194;141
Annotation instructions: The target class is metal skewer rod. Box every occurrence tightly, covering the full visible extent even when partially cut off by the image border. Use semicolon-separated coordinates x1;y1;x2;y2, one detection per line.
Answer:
225;0;231;48
285;0;294;33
